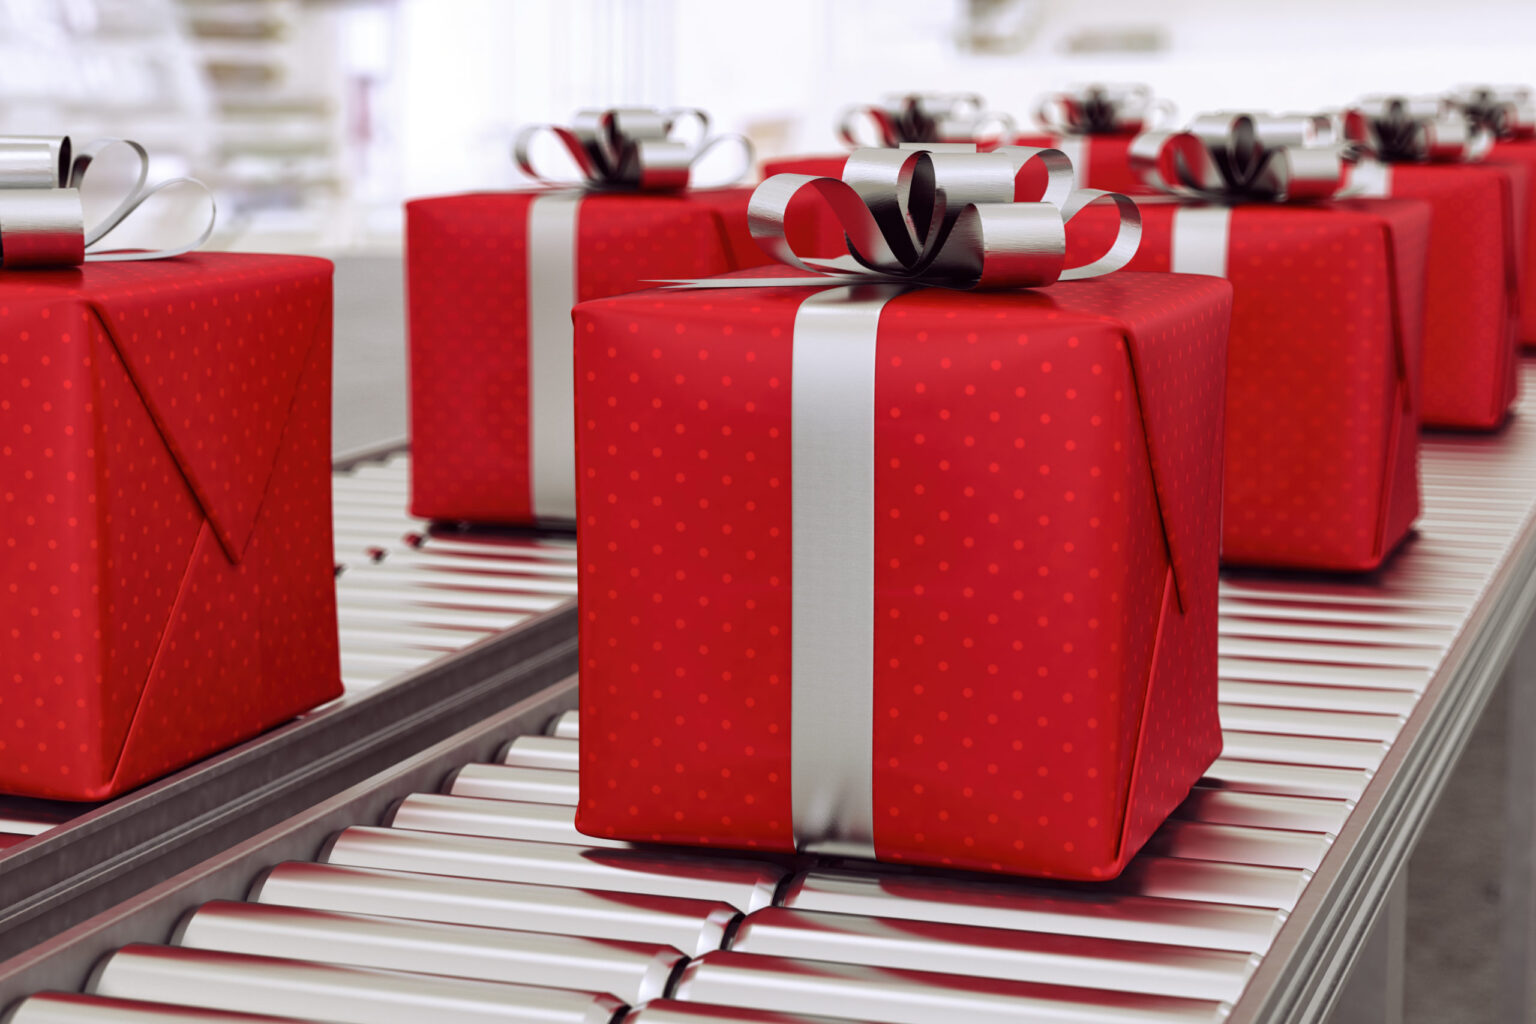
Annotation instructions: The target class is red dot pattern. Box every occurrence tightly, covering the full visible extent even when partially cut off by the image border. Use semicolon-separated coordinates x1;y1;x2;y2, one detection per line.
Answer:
0;254;340;800
573;269;1229;880
1067;199;1430;571
1489;139;1536;346
406;188;771;526
1379;163;1524;429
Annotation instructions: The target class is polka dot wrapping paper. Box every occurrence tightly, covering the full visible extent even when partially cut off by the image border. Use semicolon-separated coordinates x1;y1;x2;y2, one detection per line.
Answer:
1013;132;1153;197
1364;162;1525;429
1067;198;1432;571
572;269;1231;881
1485;140;1536;349
406;187;772;527
0;254;341;800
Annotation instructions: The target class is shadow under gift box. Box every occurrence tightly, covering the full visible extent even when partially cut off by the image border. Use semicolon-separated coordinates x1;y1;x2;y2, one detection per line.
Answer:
1347;161;1527;429
1067;198;1431;572
571;268;1232;881
1486;139;1536;348
406;187;773;528
0;254;341;800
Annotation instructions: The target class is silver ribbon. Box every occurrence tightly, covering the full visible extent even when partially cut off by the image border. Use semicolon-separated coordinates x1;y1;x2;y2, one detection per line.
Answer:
526;192;582;521
1036;84;1175;136
1129;111;1351;203
1345;95;1493;164
513;107;752;190
709;145;1140;291
838;93;1017;150
0;136;215;268
1447;85;1536;141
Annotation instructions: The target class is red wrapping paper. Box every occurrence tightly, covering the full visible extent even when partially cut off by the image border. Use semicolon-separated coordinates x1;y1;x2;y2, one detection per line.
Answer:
573;269;1231;880
1067;199;1430;571
1014;132;1151;196
0;254;340;800
1488;139;1536;347
1362;163;1526;428
407;186;770;525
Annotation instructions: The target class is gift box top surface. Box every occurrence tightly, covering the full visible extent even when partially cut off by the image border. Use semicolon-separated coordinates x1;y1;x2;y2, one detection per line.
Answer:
1;252;334;560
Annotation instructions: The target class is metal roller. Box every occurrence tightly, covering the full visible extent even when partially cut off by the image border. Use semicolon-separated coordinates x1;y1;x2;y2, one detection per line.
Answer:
1108;855;1309;910
1217;658;1432;690
1216;732;1389;772
1139;821;1329;871
447;763;580;805
726;907;1258;1001
379;550;581;577
1201;758;1371;800
86;945;626;1024
670;951;1226;1024
388;794;627;848
337;565;578;597
500;735;580;771
173;900;683;1005
1;993;315;1023
549;710;581;739
251;862;739;956
1172;788;1351;833
779;870;1281;953
1217;636;1440;669
1214;616;1450;648
619;1001;878;1023
320;826;785;913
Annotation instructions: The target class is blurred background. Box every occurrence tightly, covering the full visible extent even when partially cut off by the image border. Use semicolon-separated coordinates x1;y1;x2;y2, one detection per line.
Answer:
4;0;1534;255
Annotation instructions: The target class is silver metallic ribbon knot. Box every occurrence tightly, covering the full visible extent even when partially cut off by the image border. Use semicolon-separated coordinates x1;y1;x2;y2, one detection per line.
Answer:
738;144;1140;290
0;136;215;268
513;107;752;190
838;94;1017;150
1345;95;1492;163
1129;111;1350;202
1036;84;1175;136
1446;86;1535;142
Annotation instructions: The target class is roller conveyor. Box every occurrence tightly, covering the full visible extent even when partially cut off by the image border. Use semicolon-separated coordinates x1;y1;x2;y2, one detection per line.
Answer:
9;372;1536;1021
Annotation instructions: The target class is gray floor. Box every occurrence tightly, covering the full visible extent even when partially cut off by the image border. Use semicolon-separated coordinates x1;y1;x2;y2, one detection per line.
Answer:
329;251;1507;1022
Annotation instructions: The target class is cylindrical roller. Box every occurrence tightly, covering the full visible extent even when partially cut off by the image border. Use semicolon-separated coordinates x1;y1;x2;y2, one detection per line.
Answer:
252;862;738;956
671;951;1225;1024
1138;820;1331;871
389;794;628;848
1109;856;1309;910
1;993;314;1023
548;710;580;739
499;735;579;771
727;908;1256;1001
87;945;625;1024
175;901;681;1005
1174;787;1351;833
448;764;579;805
1203;758;1370;800
1217;731;1389;771
322;827;783;913
620;1001;877;1023
780;870;1279;953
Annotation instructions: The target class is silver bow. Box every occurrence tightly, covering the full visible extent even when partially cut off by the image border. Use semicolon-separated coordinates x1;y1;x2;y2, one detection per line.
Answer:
1345;95;1492;163
1130;111;1351;202
1447;85;1536;142
838;94;1017;150
0;136;215;269
1036;84;1175;136
726;144;1139;290
513;107;752;190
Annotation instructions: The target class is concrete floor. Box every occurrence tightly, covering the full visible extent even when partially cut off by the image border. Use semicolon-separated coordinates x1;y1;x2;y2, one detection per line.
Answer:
328;252;1510;1022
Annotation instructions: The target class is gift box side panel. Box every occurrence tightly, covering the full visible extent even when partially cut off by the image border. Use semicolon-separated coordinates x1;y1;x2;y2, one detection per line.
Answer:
865;300;1172;877
1491;140;1536;345
1013;132;1151;197
107;302;341;797
573;287;801;852
685;187;779;271
1387;165;1519;429
406;194;537;523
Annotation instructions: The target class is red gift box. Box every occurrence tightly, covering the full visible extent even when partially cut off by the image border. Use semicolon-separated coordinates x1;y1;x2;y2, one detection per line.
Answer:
1014;132;1149;196
1345;161;1526;428
573;269;1231;880
1068;198;1431;571
407;187;770;526
0;254;340;800
1488;139;1536;347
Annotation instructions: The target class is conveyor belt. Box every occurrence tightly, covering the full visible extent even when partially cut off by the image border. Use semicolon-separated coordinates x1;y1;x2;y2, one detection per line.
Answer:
7;368;1536;1021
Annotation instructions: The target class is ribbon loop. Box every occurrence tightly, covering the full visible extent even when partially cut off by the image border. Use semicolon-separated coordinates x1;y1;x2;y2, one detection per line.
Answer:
1345;95;1492;164
0;134;214;269
1448;85;1536;141
838;94;1017;150
1036;85;1172;136
1132;111;1350;204
513;107;752;190
740;144;1137;291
